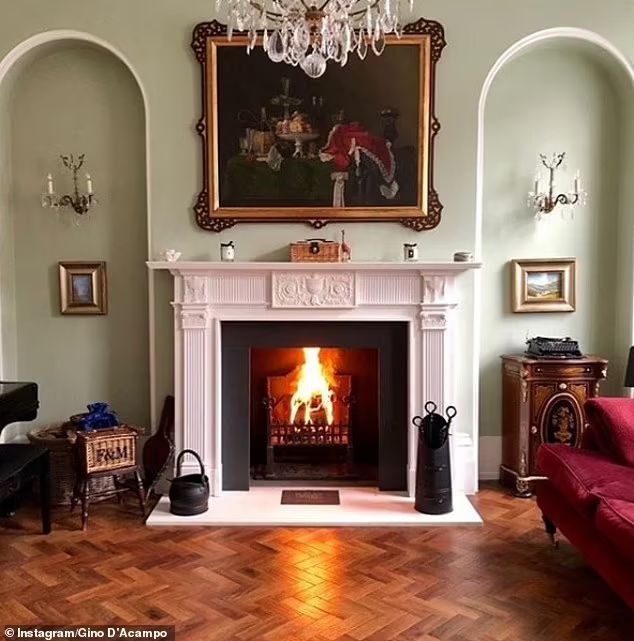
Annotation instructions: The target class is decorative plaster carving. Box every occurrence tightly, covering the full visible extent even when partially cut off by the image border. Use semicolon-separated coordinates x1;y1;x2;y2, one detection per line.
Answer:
422;275;447;303
184;276;208;303
180;308;210;329
272;272;355;308
420;311;448;330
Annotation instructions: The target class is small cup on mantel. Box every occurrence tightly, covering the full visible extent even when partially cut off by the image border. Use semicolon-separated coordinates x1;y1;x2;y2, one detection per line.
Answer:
403;243;418;261
453;251;473;263
220;241;235;262
161;249;181;262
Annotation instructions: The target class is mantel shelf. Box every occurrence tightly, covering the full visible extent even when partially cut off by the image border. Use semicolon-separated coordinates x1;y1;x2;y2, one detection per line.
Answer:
147;260;482;272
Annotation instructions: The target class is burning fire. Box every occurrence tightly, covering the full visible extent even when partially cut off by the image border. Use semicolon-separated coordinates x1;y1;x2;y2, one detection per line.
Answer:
290;348;335;426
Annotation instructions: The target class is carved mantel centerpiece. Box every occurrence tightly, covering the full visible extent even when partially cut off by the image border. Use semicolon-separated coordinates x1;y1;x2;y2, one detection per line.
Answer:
147;260;481;497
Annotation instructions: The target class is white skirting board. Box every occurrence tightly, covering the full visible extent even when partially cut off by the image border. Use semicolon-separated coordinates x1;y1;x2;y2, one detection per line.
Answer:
479;435;502;480
146;487;483;527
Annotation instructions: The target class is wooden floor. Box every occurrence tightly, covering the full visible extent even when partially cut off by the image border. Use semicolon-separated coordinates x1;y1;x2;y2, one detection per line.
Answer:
1;484;632;641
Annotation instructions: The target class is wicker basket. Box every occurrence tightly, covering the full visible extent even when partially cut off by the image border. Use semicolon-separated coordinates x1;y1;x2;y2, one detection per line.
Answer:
290;239;343;262
27;423;115;505
76;425;141;474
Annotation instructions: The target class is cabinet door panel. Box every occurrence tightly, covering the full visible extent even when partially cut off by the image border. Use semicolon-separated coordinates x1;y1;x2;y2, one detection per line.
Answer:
532;383;556;417
540;392;584;447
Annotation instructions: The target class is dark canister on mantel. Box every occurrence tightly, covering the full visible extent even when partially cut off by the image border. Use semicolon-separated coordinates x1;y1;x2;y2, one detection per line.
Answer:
413;402;455;514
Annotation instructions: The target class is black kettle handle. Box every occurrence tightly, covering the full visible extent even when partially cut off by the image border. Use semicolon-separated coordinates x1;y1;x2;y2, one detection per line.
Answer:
446;406;457;421
175;449;206;478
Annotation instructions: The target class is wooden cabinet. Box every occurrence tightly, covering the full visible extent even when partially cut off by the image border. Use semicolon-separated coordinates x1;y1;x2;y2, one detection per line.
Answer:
500;355;608;497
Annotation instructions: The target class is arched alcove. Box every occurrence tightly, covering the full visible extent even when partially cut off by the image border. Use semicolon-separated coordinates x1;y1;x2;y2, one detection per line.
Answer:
477;31;634;448
0;35;150;439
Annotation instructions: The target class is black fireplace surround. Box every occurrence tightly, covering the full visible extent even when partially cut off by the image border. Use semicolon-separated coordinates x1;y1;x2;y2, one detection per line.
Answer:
221;321;408;491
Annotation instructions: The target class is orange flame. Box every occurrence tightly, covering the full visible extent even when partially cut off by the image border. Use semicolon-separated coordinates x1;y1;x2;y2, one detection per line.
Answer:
290;348;335;426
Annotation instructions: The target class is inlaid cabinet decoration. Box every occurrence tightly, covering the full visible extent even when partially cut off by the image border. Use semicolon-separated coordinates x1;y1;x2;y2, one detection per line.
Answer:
500;355;608;497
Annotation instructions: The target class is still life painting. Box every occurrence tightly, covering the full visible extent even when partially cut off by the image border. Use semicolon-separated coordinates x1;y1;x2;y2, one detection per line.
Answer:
192;19;445;231
511;259;576;313
59;261;108;315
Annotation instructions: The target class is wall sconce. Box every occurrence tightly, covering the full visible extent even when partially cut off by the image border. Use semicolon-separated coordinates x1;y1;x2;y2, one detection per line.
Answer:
41;154;98;223
527;152;587;220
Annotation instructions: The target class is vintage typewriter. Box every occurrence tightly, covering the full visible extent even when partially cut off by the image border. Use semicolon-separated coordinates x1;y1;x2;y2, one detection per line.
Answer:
525;336;583;359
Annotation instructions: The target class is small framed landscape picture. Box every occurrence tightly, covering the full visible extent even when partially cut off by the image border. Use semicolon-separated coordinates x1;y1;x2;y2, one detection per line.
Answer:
59;261;107;315
511;258;576;313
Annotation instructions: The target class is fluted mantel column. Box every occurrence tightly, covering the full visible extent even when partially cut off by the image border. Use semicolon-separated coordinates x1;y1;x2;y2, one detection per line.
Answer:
172;272;218;493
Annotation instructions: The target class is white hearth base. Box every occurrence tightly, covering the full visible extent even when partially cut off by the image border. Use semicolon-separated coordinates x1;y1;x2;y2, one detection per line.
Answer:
146;487;482;527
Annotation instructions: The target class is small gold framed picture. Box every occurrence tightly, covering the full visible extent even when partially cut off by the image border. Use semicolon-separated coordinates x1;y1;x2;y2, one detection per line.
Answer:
59;261;107;315
511;258;576;313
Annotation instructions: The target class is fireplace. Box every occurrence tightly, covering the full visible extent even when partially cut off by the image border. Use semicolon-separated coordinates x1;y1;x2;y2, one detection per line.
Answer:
222;321;408;491
258;348;359;480
148;260;482;500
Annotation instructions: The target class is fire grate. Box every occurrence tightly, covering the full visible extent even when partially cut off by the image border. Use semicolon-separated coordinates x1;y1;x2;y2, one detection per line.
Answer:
265;358;353;476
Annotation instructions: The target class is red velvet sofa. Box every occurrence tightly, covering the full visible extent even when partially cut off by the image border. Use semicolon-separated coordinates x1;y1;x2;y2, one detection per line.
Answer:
536;397;634;610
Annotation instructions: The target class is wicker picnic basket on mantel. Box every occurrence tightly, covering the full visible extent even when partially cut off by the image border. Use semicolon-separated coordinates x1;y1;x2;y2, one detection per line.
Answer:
290;238;344;262
27;423;116;505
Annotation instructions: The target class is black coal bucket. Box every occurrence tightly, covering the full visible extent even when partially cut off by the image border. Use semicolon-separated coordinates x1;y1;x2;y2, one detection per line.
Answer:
412;402;455;515
169;449;209;516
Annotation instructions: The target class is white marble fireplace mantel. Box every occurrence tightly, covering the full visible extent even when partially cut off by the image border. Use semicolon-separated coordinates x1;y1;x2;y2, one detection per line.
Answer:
148;260;482;497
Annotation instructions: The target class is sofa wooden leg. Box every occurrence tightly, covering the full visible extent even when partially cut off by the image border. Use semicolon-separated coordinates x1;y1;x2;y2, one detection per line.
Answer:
542;514;559;549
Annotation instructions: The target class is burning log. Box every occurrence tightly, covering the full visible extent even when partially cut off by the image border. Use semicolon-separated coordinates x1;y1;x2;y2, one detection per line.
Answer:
264;348;353;474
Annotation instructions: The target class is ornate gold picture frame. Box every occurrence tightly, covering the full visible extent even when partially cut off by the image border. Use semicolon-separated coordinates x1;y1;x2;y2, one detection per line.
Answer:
191;19;446;232
511;258;576;313
59;261;108;315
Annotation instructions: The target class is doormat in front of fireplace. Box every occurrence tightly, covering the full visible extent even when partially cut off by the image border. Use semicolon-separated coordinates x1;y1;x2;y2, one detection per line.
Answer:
281;490;340;505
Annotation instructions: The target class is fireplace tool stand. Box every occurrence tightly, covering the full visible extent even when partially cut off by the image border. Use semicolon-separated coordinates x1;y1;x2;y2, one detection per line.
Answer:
412;401;456;515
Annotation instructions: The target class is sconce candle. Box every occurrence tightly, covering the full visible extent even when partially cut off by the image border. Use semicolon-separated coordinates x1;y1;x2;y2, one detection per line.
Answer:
528;152;587;220
41;154;98;224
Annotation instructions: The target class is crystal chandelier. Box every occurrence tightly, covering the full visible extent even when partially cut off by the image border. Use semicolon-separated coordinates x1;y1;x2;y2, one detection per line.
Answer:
217;0;413;78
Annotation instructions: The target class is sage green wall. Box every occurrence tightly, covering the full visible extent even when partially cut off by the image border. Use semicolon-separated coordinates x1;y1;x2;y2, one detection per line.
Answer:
6;44;148;435
0;1;633;447
0;78;17;382
480;47;623;437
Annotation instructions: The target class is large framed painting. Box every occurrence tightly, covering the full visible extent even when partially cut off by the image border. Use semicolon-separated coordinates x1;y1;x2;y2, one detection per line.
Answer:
191;19;446;232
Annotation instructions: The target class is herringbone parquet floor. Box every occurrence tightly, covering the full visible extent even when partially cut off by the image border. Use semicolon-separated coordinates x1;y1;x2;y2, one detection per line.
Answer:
1;484;632;641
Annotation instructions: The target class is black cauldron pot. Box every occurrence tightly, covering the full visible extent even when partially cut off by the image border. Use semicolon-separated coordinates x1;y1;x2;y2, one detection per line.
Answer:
169;449;209;516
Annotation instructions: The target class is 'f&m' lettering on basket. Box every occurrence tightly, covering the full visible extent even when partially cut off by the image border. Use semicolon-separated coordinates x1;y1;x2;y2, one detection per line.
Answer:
95;445;129;464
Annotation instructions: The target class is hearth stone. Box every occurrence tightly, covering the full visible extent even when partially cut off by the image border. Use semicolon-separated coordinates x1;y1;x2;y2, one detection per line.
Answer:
146;487;483;527
281;490;340;505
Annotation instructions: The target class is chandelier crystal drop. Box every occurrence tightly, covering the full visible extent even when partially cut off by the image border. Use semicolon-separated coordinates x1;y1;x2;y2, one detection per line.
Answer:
217;0;413;78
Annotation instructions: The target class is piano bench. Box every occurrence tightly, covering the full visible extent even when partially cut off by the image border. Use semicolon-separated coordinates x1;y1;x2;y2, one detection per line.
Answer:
0;444;51;534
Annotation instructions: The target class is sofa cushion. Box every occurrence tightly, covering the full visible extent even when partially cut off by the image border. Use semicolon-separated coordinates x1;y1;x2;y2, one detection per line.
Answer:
585;398;634;466
595;497;634;564
537;444;634;517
